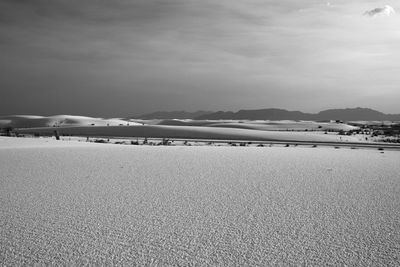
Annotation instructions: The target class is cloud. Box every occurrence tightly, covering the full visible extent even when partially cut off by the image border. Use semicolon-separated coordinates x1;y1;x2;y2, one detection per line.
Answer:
364;5;396;17
1;0;400;115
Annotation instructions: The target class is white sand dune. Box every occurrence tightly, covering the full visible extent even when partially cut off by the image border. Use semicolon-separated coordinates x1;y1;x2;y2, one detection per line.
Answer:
15;124;361;143
1;137;399;265
155;119;215;126
206;121;357;131
0;115;136;128
2;116;358;139
130;119;359;131
1;115;370;144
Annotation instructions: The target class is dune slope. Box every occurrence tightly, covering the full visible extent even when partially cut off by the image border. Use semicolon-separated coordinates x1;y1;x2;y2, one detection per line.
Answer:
0;115;134;128
15;125;360;143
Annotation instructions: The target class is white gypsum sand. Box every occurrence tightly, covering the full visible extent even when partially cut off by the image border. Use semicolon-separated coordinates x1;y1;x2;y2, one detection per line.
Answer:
2;115;359;132
0;137;399;265
0;115;136;128
15;125;362;143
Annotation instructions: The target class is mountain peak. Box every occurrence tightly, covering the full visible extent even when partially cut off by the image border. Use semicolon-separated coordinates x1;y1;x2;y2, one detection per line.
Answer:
195;108;400;121
131;110;213;120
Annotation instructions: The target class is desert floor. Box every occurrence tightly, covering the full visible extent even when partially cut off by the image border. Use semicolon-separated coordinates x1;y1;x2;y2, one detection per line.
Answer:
1;137;399;265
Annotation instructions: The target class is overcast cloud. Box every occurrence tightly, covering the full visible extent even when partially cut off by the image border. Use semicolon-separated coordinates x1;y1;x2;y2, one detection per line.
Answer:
1;0;399;116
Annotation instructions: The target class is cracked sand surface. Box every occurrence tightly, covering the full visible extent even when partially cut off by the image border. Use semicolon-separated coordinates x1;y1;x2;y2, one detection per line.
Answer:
1;138;399;265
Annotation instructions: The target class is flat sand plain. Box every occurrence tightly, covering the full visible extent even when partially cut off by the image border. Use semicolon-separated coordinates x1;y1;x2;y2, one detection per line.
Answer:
1;137;399;265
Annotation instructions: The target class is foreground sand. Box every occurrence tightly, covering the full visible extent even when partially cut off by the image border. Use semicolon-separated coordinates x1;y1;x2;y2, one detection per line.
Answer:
1;137;399;265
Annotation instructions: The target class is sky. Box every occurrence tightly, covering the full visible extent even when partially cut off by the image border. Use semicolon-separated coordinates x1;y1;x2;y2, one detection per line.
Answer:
1;0;400;117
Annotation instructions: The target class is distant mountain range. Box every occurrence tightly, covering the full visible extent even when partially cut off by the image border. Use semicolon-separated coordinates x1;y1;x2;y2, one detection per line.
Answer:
134;108;400;121
130;110;213;120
